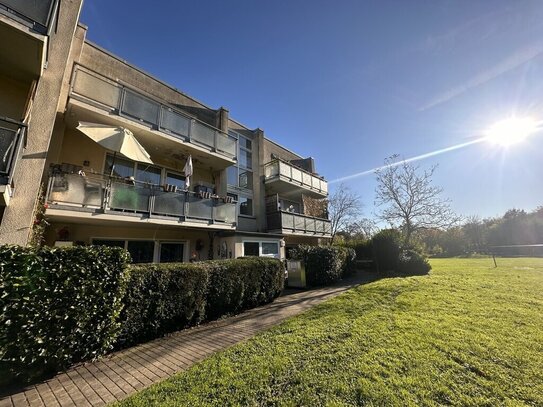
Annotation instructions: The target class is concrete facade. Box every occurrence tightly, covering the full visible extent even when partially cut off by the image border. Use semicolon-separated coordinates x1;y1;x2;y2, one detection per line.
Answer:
0;1;331;261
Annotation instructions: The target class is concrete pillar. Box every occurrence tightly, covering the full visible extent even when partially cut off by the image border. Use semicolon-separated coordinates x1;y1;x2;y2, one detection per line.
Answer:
0;0;84;245
254;128;267;232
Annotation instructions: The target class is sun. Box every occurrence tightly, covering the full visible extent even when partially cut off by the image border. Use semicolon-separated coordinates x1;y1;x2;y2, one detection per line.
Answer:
485;117;538;146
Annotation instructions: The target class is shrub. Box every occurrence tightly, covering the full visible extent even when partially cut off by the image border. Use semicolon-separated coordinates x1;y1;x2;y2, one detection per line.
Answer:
117;263;210;348
206;257;284;320
292;245;356;286
350;239;373;260
0;245;130;385
371;229;401;272
118;257;284;347
397;249;432;275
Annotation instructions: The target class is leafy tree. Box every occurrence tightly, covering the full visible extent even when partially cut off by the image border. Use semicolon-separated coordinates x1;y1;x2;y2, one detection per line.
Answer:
375;155;459;245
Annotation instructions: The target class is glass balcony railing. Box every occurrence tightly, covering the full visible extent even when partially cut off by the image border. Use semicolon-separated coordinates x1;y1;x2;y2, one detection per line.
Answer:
0;0;57;34
0;118;26;185
46;172;237;226
264;159;328;195
267;211;331;236
70;66;237;159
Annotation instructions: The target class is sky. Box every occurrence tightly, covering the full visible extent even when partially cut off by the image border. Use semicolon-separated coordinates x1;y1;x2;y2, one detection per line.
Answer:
81;0;543;221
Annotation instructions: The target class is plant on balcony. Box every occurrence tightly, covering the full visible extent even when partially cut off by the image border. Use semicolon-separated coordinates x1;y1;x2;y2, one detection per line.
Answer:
28;184;49;247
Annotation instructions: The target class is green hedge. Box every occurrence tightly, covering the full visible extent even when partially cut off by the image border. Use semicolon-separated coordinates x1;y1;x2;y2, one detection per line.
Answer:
206;257;284;320
117;257;284;348
116;263;210;348
291;245;356;286
0;245;130;385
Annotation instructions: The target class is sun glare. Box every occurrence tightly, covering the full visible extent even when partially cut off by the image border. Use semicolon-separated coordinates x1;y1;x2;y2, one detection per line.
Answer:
485;117;537;146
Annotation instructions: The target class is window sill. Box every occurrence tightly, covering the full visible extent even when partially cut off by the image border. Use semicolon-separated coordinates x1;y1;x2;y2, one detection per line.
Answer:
238;214;256;219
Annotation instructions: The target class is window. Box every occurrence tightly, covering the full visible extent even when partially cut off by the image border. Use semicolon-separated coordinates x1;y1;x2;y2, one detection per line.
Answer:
93;238;156;262
243;242;259;257
239;196;253;216
239;150;252;169
239;169;253;189
262;242;279;256
243;241;281;259
280;198;301;213
106;155;134;179
229;193;253;216
127;241;155;263
226;130;253;191
227;166;238;185
165;172;185;190
136;165;161;184
160;243;184;263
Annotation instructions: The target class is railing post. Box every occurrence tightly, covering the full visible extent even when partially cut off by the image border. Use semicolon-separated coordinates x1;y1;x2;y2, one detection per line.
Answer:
103;179;111;211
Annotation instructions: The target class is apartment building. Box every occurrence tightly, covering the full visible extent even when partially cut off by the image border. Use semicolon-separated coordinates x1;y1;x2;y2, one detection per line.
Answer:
0;1;331;263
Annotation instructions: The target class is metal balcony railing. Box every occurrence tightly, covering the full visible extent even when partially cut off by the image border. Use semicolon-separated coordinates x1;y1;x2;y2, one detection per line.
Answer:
0;0;58;34
0;117;26;185
264;159;328;195
70;66;237;160
267;210;332;236
46;172;237;225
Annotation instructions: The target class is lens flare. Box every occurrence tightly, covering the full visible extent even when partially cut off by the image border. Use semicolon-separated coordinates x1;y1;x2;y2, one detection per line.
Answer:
485;117;537;146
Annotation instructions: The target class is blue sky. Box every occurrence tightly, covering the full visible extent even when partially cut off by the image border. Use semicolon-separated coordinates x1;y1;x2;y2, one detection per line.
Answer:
81;0;543;220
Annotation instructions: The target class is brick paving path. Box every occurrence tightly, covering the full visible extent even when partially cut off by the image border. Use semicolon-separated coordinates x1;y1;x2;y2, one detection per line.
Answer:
1;272;372;407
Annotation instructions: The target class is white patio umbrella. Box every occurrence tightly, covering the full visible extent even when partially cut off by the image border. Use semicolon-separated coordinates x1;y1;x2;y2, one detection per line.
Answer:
76;122;153;175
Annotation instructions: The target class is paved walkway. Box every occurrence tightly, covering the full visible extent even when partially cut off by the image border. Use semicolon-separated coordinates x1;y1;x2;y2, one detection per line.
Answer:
1;272;372;407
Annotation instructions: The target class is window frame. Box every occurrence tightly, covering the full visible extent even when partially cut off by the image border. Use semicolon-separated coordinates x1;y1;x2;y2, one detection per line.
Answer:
242;240;281;259
226;130;253;192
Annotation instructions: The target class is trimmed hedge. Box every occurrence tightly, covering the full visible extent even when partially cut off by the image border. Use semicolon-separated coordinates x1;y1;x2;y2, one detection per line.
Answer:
0;245;130;385
117;263;210;348
117;257;284;348
292;245;356;286
1;248;284;385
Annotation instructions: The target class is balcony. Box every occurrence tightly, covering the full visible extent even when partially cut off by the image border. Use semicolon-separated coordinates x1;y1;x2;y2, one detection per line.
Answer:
267;211;331;237
0;0;58;80
0;0;58;33
67;66;237;170
264;159;328;198
45;172;237;229
0;117;26;206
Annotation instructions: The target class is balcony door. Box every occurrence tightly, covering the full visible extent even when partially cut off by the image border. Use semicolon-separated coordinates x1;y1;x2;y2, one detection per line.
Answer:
159;242;185;263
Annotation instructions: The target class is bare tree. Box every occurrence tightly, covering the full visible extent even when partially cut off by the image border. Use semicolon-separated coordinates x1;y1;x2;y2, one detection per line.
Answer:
328;184;363;244
375;155;459;245
344;218;378;240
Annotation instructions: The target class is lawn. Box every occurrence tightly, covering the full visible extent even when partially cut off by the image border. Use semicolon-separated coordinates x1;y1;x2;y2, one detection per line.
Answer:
117;258;543;406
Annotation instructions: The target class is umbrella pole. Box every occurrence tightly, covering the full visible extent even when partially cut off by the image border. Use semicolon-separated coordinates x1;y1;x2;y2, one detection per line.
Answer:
110;151;117;177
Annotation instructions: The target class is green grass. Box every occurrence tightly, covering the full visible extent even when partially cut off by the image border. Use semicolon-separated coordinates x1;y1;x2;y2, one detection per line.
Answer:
117;258;543;406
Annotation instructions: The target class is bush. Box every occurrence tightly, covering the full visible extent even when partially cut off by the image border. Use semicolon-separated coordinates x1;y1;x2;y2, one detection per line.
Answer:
371;229;401;272
292;245;356;286
117;263;210;348
206;257;284;320
118;257;284;347
0;245;130;385
349;239;373;260
398;249;431;275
